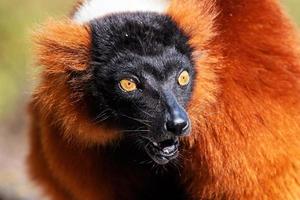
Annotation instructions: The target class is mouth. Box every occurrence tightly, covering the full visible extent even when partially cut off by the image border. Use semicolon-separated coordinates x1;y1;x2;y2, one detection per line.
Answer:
144;138;179;165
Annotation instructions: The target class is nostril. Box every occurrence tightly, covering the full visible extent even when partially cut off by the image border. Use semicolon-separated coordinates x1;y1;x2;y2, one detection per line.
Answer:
182;121;189;132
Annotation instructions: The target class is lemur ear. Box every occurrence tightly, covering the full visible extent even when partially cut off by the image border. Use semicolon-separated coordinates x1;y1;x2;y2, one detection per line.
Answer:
33;19;91;73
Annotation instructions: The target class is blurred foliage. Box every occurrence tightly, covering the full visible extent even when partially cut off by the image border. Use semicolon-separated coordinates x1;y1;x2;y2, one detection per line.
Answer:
0;0;299;118
283;0;300;23
0;0;73;118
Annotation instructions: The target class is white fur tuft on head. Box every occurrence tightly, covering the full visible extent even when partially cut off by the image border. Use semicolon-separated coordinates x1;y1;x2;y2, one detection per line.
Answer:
72;0;170;24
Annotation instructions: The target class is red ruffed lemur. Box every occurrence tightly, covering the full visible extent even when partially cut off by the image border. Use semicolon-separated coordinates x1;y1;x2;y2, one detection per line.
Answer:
28;0;300;199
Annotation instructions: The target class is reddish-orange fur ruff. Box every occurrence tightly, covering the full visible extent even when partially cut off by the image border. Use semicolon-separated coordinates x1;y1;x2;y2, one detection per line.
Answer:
28;0;300;199
31;20;120;146
168;0;300;199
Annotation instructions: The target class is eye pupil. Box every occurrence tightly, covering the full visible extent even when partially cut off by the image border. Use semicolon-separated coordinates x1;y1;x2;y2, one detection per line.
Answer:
178;70;190;86
119;79;137;92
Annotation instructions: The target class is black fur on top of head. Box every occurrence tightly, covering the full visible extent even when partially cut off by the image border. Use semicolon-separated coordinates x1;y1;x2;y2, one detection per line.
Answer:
75;12;195;165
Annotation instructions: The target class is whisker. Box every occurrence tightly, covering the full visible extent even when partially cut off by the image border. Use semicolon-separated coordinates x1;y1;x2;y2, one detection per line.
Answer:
121;114;151;123
92;108;112;124
120;113;151;127
94;114;110;124
89;60;104;66
120;130;150;133
133;103;154;118
139;135;153;141
93;108;111;120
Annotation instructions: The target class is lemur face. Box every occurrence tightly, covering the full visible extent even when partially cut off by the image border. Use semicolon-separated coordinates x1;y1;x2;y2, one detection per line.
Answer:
84;13;195;165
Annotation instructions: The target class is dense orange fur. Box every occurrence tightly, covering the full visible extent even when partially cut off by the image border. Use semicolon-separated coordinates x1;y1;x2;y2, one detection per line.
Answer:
32;20;120;146
29;0;300;199
168;0;300;199
29;20;122;199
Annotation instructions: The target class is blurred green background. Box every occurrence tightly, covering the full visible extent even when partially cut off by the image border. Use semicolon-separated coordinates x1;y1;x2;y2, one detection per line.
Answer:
0;0;74;118
0;0;299;118
0;1;74;199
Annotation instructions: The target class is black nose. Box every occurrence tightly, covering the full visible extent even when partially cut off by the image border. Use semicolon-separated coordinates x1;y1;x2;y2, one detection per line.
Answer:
163;91;190;136
165;110;189;136
166;117;189;136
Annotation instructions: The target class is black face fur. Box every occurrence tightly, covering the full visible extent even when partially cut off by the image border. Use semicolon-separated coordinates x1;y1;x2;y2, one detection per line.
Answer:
83;12;194;165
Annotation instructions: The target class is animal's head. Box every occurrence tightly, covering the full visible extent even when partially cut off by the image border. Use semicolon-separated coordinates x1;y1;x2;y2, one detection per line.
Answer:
34;12;195;165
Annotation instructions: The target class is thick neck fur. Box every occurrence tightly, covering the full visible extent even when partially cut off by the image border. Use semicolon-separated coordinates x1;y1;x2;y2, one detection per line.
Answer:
29;0;300;199
29;107;188;200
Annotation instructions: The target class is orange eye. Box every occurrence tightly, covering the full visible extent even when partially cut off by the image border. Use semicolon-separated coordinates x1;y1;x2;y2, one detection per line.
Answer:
178;71;190;86
119;79;137;92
